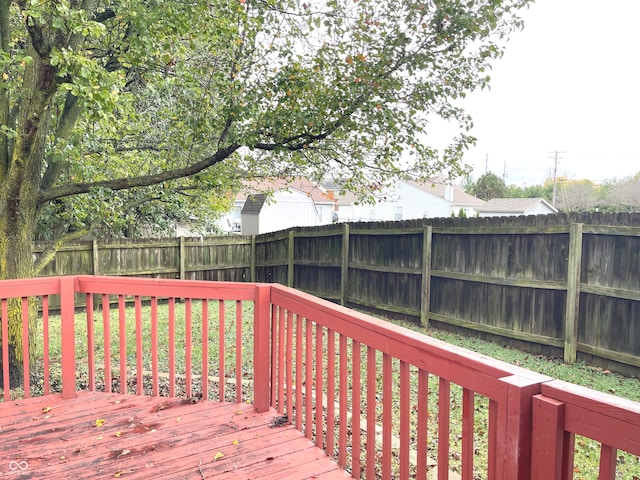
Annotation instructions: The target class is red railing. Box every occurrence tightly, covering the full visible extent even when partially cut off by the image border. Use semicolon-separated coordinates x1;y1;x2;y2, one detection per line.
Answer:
1;276;639;479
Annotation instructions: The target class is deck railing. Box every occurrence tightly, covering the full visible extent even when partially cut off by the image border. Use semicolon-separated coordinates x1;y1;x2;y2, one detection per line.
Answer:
1;276;639;479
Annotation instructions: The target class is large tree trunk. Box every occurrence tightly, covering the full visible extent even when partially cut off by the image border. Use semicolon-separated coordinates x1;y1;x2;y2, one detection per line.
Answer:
0;193;39;389
0;45;57;389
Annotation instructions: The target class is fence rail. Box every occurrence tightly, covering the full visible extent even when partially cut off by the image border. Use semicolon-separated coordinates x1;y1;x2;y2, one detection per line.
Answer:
35;212;640;375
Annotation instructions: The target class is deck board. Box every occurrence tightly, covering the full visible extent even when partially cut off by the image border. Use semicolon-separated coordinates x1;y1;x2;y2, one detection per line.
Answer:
0;392;352;479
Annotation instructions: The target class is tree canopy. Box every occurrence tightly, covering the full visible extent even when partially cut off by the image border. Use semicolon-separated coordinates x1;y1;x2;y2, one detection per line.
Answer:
0;0;533;382
468;171;506;201
1;0;533;271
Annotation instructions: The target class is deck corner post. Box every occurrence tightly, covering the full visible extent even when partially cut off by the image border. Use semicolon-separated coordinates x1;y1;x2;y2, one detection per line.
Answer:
253;284;272;412
530;394;566;480
497;374;547;480
60;276;77;399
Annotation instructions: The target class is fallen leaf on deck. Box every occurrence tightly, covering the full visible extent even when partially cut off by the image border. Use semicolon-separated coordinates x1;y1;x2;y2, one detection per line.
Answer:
113;469;134;477
42;406;52;413
115;431;122;437
213;451;224;462
232;439;239;445
95;418;105;427
117;449;131;458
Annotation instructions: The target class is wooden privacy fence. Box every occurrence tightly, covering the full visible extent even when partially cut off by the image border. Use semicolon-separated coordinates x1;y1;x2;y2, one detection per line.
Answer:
36;212;640;375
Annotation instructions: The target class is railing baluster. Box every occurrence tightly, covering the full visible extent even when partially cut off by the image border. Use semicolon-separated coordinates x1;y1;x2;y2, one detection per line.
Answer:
217;299;224;402
134;296;143;395
286;310;294;422
438;378;451;480
399;360;410;480
366;346;377;479
382;353;392;479
102;294;111;393
235;300;242;402
338;334;348;466
295;314;303;431
326;328;336;458
278;306;286;414
305;317;313;440
315;323;324;449
42;295;50;395
86;294;96;391
185;298;192;398
21;297;29;398
416;369;429;480
488;398;498;479
201;299;209;400
352;340;362;479
118;295;127;394
151;297;159;396
462;388;475;480
168;297;176;398
599;444;617;479
270;304;278;407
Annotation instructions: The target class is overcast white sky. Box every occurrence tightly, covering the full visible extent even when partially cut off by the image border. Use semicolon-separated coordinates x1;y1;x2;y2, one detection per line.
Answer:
447;0;640;187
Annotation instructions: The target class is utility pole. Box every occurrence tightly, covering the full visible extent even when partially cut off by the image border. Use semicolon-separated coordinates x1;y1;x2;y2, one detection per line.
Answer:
548;150;566;206
485;153;488;174
502;161;508;183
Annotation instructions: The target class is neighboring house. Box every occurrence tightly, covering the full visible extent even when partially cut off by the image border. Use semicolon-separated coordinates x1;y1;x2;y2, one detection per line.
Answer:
476;198;558;217
219;178;336;235
330;178;484;222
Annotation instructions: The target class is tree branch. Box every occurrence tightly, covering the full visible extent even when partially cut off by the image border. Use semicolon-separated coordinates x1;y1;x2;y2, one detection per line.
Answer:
38;143;240;204
33;227;91;275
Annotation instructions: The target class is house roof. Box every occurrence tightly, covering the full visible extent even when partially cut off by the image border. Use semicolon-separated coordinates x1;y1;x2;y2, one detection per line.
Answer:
404;179;484;206
237;178;335;204
476;198;558;213
331;178;484;207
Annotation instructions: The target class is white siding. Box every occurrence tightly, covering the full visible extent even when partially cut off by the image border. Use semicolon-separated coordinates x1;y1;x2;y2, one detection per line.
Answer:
337;180;454;221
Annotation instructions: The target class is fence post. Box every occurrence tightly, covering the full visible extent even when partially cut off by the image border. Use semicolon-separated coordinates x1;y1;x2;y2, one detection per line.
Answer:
179;236;186;280
421;226;432;328
60;276;77;399
564;223;583;364
92;240;99;275
287;230;295;287
341;223;350;306
253;284;271;412
250;235;256;282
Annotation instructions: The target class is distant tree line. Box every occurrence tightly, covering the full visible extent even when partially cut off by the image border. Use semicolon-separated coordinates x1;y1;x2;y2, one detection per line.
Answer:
465;171;640;212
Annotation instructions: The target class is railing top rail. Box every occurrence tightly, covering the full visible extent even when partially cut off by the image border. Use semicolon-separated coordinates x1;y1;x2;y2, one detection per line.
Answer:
269;283;551;398
73;275;262;301
541;379;640;422
0;276;64;298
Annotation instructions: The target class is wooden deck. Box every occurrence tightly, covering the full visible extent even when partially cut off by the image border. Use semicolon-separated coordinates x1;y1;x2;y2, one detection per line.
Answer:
0;392;352;479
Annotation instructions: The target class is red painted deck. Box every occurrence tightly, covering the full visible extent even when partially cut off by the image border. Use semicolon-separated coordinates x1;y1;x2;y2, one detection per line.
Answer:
0;391;352;479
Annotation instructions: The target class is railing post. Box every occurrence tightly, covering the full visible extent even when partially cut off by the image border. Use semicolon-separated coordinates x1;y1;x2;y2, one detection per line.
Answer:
531;394;566;480
497;374;548;479
253;284;271;412
60;276;77;399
